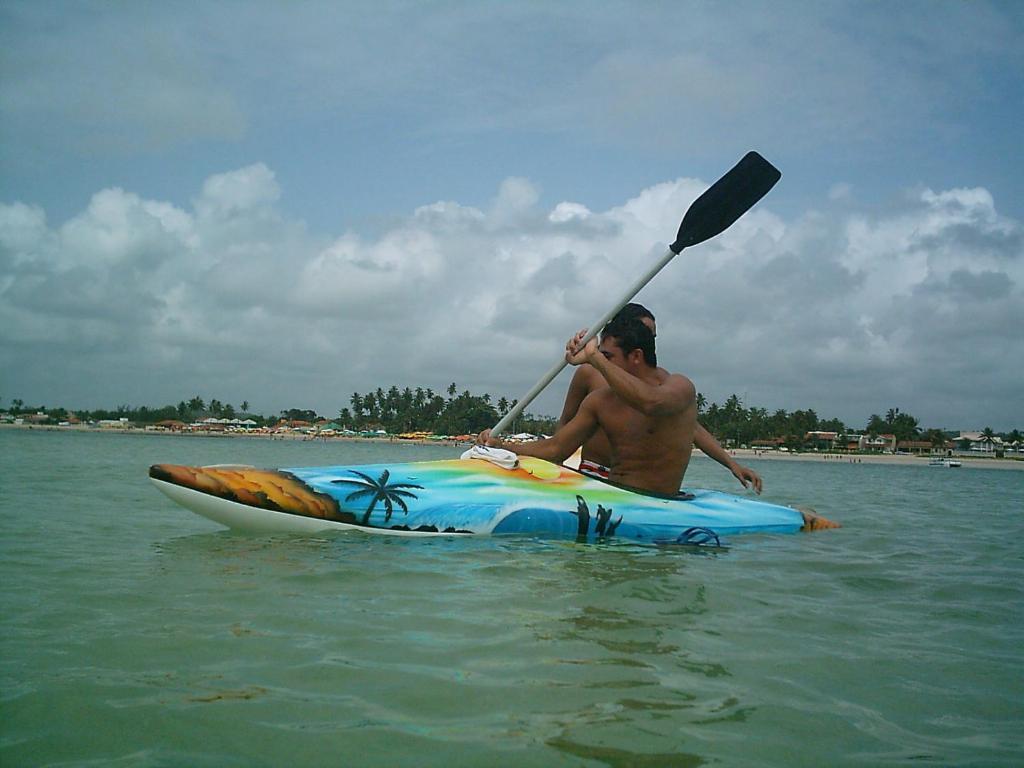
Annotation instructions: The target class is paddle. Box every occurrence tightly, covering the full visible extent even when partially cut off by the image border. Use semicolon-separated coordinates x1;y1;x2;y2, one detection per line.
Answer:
489;151;781;438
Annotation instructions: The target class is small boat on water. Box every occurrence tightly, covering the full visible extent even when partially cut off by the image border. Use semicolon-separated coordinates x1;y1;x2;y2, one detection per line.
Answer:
929;457;962;468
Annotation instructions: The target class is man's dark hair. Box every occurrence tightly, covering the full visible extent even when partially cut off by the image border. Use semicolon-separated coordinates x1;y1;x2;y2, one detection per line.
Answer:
612;302;655;326
601;315;657;367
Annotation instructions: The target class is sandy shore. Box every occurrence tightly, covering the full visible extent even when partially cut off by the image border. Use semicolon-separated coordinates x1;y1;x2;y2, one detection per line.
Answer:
4;423;1021;471
712;448;1023;471
0;422;467;447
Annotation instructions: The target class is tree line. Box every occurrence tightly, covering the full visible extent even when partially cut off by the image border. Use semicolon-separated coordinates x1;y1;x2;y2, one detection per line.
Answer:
339;383;556;436
2;396;260;426
3;393;1018;448
703;399;949;449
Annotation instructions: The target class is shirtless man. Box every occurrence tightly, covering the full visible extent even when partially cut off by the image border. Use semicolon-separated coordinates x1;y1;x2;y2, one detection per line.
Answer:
478;315;695;496
558;304;763;493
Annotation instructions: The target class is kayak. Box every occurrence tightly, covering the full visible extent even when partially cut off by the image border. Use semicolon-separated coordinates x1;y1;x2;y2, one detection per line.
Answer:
149;456;832;541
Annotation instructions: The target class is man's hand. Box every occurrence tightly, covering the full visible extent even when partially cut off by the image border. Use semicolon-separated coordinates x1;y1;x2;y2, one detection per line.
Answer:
565;329;598;366
731;463;763;494
476;429;501;448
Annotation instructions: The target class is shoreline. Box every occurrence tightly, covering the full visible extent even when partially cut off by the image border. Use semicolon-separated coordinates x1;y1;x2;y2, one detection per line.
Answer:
711;447;1022;471
0;422;468;448
3;423;1021;471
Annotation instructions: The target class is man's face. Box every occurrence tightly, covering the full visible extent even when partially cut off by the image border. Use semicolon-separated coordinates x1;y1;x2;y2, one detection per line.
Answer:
598;336;631;370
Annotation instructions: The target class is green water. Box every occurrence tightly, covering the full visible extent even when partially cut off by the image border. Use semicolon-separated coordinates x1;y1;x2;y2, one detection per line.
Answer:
1;430;1021;766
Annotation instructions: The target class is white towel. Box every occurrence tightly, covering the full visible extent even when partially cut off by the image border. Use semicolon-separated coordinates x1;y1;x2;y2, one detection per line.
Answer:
460;445;520;470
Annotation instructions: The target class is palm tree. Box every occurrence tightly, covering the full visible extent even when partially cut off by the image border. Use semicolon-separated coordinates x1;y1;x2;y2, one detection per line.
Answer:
331;469;423;525
892;413;920;442
980;427;997;453
769;408;788;438
924;428;947;450
866;414;887;436
724;393;744;417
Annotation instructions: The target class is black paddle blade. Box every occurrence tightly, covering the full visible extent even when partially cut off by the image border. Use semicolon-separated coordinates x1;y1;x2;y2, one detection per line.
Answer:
669;152;781;254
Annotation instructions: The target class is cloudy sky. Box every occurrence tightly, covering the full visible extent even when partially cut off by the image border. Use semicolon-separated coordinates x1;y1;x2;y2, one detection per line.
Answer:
2;1;1022;431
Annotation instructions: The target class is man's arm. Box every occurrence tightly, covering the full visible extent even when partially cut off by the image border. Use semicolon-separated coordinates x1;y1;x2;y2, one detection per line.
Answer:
480;392;601;464
557;366;597;427
587;348;692;417
694;423;763;494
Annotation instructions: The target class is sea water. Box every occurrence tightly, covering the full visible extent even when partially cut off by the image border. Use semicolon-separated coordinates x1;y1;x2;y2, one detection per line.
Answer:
1;429;1021;767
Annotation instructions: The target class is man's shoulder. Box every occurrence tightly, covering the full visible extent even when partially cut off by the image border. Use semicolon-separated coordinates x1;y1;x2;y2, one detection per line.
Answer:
655;366;693;388
573;363;605;392
662;371;696;401
583;385;618;408
667;370;694;387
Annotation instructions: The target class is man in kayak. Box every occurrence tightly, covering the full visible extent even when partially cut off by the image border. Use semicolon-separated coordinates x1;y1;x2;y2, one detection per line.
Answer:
557;303;763;493
478;315;697;496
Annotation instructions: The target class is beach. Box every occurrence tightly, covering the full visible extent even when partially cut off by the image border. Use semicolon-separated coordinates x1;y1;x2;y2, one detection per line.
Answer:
720;447;1023;471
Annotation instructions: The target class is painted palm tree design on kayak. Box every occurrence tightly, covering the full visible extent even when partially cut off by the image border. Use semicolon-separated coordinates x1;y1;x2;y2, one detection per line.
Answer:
331;469;424;525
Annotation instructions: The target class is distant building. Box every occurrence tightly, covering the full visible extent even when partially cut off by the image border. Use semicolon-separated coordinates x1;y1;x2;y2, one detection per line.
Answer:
151;420;188;431
840;434;863;451
804;431;838;450
861;433;896;452
896;440;932;455
97;418;132;428
957;431;1002;453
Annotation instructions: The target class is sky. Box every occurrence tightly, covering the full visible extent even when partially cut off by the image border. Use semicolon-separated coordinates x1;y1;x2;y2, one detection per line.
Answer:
1;1;1022;432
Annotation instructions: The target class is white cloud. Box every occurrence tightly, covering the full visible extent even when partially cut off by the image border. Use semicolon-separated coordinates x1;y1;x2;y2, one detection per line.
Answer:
1;165;1021;429
195;164;280;220
488;177;541;227
549;203;591;223
58;188;191;270
0;202;52;266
